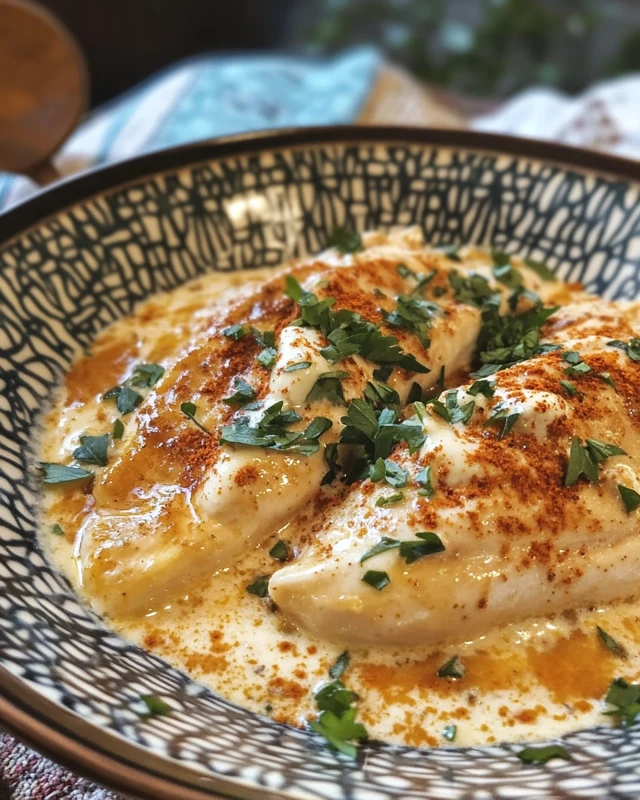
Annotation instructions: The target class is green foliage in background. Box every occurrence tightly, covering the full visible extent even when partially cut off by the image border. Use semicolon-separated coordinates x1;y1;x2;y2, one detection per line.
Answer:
306;0;640;97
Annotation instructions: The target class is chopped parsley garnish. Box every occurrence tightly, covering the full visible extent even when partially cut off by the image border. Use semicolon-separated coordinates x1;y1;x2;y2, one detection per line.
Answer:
442;724;457;742
326;226;363;254
363;381;401;412
438;655;466;679
246;575;271;598
438;243;462;262
129;362;165;388
180;401;210;434
40;463;93;484
140;695;173;717
113;419;124;440
51;523;64;537
429;391;475;425
369;458;409;488
306;370;349;406
597;626;626;657
483;406;521;439
221;401;331;456
362;569;390;590
382;294;440;349
603;678;640;727
222;377;257;406
329;651;350;680
468;378;495;398
256;346;278;370
618;484;640;513
284;361;311;372
339;398;425;462
284;276;429;373
607;338;640;362
309;675;367;758
397;263;414;280
399;531;445;564
376;492;404;507
491;250;522;289
449;270;497;307
415;465;434;498
597;372;616;391
322;442;341;485
562;350;591;376
359;536;401;563
516;745;572;765
564;437;626;486
269;540;290;562
103;385;142;415
73;434;109;467
559;379;577;397
523;257;557;281
222;323;250;340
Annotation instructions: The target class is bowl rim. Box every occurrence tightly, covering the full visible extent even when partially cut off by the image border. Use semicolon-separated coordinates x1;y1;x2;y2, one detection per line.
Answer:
2;124;640;800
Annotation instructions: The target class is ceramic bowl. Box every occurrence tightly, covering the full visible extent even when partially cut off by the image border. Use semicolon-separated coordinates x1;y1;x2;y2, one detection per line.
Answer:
2;127;640;800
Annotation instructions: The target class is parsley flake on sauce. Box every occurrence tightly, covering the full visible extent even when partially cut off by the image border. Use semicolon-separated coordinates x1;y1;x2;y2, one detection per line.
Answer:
51;523;64;537
222;377;257;407
359;536;401;563
603;678;640;727
73;434;109;467
484;406;521;440
468;378;495;398
129;362;165;388
362;569;390;590
437;655;466;679
442;724;457;742
306;370;349;406
607;338;640;362
429;391;475;425
523;257;557;281
309;667;367;758
222;323;250;340
180;401;210;434
284;361;311;372
113;419;125;440
375;492;404;508
329;651;350;680
40;463;93;485
564;437;626;486
400;532;445;564
246;575;271;598
516;745;572;765
269;540;290;562
597;626;626;657
103;385;142;415
559;379;577;397
415;465;434;498
618;484;640;513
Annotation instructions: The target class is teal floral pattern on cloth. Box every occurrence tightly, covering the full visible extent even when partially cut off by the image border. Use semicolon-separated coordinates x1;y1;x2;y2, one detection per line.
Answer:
0;47;380;211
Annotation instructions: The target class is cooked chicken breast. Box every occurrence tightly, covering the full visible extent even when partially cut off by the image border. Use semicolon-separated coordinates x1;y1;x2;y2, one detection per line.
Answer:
75;229;556;617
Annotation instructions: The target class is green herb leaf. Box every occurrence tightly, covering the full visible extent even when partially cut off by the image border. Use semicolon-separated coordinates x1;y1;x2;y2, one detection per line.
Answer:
309;708;367;758
564;436;598;486
492;251;522;289
449;270;497;307
222;323;250;340
246;575;271;598
585;438;626;464
326;227;363;254
382;459;409;488
180;401;210;434
383;294;439;349
284;361;311;372
442;724;457;742
113;419;124;440
306;371;350;406
40;463;93;485
619;484;640;513
607;338;640;362
524;257;557;281
73;434;109;467
400;531;445;564
604;677;640;727
223;377;257;406
484;406;521;439
468;379;495;398
369;457;386;483
415;465;434;498
140;695;173;717
597;626;626;657
103;385;142;415
596;372;617;391
359;536;401;563
516;745;572;765
559;379;577;397
438;655;466;679
129;362;165;388
257;346;278;369
564;361;591;377
329;651;350;680
269;540;290;562
438;243;462;262
51;523;64;537
362;569;390;590
376;492;404;508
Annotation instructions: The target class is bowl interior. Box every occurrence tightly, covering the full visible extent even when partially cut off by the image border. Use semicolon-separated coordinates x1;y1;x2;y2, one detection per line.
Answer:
1;130;640;800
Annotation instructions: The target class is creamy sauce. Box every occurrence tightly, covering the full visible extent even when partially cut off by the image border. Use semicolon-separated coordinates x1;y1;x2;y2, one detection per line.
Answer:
38;231;640;750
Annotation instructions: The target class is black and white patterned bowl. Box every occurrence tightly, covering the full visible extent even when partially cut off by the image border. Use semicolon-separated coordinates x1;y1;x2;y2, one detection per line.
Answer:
2;127;640;800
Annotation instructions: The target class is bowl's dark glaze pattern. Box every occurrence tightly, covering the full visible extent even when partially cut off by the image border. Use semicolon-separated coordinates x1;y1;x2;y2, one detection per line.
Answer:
2;137;640;799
